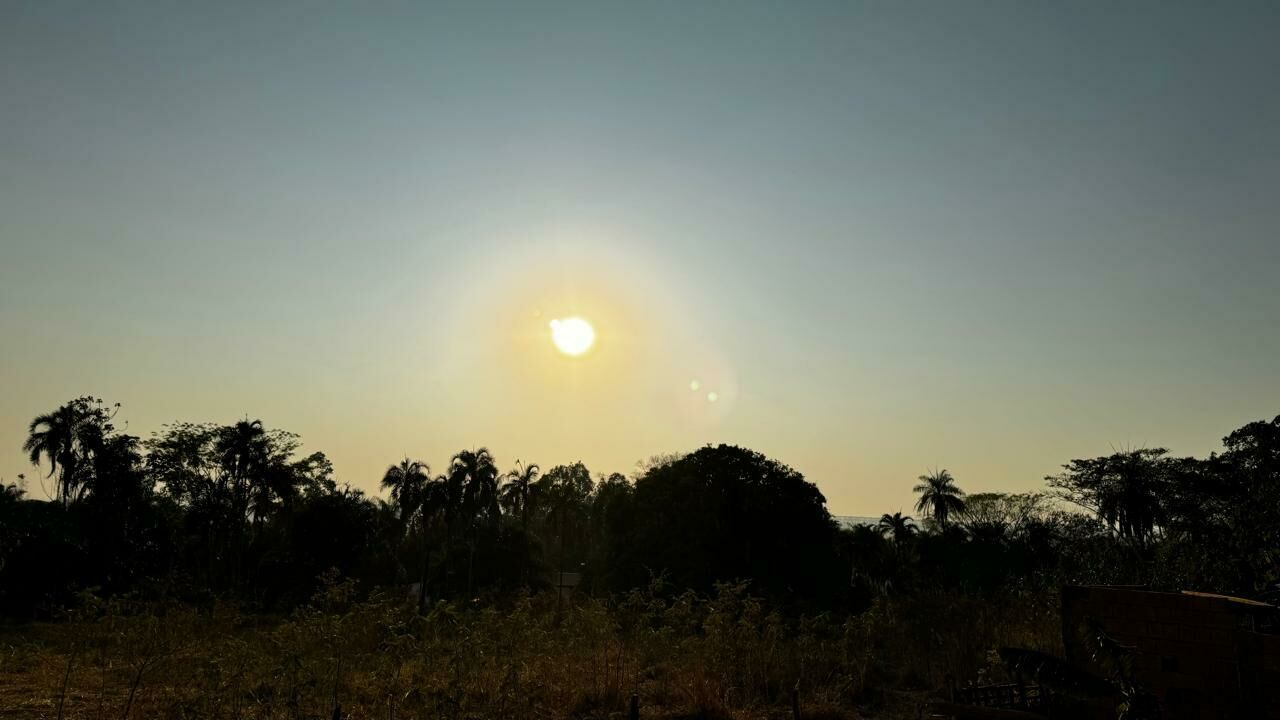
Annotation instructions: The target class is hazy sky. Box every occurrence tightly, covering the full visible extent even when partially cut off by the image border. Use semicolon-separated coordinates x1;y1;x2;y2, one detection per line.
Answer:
3;2;1278;514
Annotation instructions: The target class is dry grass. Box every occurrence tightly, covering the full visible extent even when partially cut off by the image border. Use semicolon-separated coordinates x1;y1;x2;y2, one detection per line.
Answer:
0;581;1059;720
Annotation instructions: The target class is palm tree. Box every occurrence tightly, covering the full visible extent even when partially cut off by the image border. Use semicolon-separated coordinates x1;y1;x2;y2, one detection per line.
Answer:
500;460;540;533
445;448;500;596
24;404;80;505
214;419;269;522
210;419;272;590
498;460;541;587
381;458;435;609
216;420;266;477
216;420;301;528
913;469;966;530
381;458;431;523
448;448;501;532
877;511;916;545
23;398;109;507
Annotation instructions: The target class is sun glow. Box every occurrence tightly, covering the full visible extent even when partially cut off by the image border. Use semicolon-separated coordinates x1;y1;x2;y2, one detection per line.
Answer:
549;317;596;356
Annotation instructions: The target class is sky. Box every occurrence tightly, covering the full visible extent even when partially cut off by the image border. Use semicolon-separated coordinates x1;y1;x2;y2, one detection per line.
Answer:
2;2;1278;515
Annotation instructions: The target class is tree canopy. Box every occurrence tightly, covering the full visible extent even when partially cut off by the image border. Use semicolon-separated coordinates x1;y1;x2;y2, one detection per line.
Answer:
5;397;1280;618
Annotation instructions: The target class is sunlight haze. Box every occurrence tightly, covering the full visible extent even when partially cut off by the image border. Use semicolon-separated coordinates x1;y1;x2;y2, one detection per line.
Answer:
3;2;1279;515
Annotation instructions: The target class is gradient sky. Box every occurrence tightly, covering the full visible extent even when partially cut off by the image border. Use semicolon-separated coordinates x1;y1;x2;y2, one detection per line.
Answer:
3;2;1278;514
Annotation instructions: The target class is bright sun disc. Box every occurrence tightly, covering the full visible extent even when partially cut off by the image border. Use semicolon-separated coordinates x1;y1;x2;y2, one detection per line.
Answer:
550;317;595;356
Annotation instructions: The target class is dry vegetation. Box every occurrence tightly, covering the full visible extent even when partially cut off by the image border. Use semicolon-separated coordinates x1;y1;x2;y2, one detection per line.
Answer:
0;577;1059;720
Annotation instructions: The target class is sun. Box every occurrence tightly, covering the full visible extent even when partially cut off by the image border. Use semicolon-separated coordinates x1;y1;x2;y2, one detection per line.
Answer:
549;316;595;356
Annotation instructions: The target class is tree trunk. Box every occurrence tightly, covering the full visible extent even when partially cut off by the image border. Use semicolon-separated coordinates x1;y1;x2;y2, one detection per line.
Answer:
556;516;566;612
417;533;429;615
466;541;475;597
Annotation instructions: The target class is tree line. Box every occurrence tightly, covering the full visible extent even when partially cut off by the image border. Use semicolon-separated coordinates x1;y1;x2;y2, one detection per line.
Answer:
2;395;1278;619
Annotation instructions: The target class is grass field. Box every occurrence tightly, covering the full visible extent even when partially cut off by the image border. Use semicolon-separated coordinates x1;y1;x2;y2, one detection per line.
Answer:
0;579;1059;720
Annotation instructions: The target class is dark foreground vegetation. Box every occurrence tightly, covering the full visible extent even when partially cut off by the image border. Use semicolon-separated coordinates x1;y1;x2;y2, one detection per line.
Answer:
2;397;1278;718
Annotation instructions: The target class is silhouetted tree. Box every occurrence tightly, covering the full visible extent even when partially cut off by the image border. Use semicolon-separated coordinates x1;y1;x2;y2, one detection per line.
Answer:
1047;449;1169;546
500;460;540;533
381;459;430;530
835;524;895;605
215;419;268;518
0;480;23;504
583;472;631;591
877;511;916;545
961;492;1047;529
536;463;594;585
144;419;321;593
381;458;433;604
913;469;966;530
12;393;1280;637
602;445;840;607
253;483;379;607
440;448;501;596
0;480;26;576
447;448;501;533
23;397;117;506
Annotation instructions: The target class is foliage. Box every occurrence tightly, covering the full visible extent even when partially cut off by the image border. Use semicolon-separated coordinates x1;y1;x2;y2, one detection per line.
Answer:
7;397;1280;717
912;469;965;530
600;445;842;608
1047;449;1170;545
